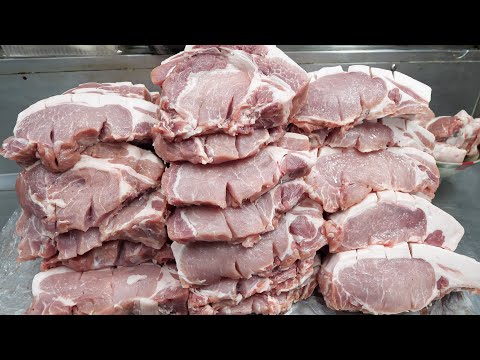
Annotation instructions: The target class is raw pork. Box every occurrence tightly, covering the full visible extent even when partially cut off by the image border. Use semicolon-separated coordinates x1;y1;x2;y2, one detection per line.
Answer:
17;189;168;261
324;190;464;252
154;127;285;164
171;199;326;286
41;241;174;272
291;66;434;131
420;110;480;163
63;82;155;101
162;146;315;208
189;257;319;315
27;263;188;315
319;242;480;314
16;143;164;234
151;45;309;141
325;118;434;153
305;147;439;212
1;91;159;172
167;180;309;244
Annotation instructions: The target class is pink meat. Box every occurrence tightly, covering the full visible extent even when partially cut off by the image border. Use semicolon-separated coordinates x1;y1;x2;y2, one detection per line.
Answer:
17;189;168;261
319;243;480;314
27;263;189;315
16;143;164;234
305;147;439;213
1;91;159;172
189;259;319;315
161;146;315;208
41;241;174;272
151;46;308;141
291;66;434;132
154;127;285;164
167;180;308;244
171;199;325;286
324;191;464;252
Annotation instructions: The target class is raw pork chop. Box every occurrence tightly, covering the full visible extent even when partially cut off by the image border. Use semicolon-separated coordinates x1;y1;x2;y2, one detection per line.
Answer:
154;127;285;164
319;242;480;314
274;132;311;151
291;66;434;132
41;241;174;272
171;199;326;286
150;45;309;141
167;180;309;244
419;110;480;162
289;125;330;149
162;146;315;208
27;263;188;315
16;143;164;234
433;143;468;163
325;118;434;153
305;147;439;213
1;91;159;172
324;190;464;252
17;189;168;261
63;82;155;102
189;257;319;315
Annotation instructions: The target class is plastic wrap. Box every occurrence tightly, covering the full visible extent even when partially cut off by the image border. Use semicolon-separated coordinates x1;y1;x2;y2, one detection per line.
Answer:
1;209;479;315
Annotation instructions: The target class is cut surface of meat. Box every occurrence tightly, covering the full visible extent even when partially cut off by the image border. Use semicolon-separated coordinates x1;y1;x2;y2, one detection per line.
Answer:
291;66;434;132
63;82;155;102
162;146;315;208
151;45;309;141
154;127;285;165
289;125;330;149
325;190;464;252
319;242;480;314
171;199;325;286
167;180;309;244
16;143;164;234
17;189;168;261
324;118;435;153
274;132;311;151
305;146;439;213
41;241;174;272
27;263;188;315
188;257;319;315
325;120;394;152
433;143;468;163
420;110;480;162
1;92;159;172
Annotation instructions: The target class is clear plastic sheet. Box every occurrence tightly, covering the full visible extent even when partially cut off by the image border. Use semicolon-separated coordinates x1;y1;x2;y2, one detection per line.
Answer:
1;209;479;315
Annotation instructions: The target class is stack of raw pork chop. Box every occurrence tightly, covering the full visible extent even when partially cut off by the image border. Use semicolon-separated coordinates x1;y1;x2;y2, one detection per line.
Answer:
2;45;480;315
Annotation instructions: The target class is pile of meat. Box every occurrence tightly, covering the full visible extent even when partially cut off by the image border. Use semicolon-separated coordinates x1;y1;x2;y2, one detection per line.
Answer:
415;110;480;163
2;46;480;315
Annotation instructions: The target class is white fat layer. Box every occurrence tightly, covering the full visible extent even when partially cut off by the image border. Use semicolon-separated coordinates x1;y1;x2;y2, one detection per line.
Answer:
318;147;341;157
310;66;344;80
179;210;198;237
410;243;480;294
382;117;434;153
72;155;156;187
54;296;76;307
170;242;204;286
31;266;75;296
154;266;181;295
433;143;467;163
127;274;148;285
281;132;310;141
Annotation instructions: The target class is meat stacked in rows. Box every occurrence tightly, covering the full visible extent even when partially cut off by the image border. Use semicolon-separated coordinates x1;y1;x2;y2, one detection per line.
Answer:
2;45;480;315
1;82;189;314
292;66;480;314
